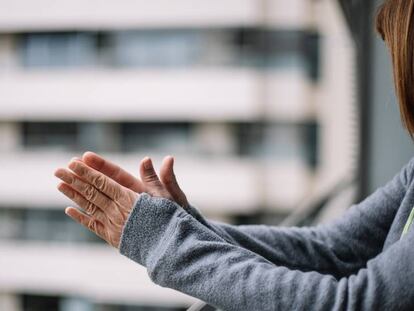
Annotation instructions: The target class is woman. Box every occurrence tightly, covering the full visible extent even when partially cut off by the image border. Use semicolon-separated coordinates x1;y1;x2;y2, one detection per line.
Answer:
55;1;414;310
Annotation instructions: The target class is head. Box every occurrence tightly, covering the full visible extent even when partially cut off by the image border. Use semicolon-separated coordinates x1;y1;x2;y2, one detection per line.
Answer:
376;0;414;136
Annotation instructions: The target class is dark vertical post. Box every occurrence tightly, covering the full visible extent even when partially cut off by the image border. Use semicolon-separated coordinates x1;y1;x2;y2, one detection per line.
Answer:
355;0;375;199
339;0;414;199
338;0;375;199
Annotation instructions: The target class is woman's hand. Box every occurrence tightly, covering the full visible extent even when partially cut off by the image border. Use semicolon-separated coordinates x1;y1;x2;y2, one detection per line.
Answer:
55;159;138;248
54;154;187;248
81;152;189;208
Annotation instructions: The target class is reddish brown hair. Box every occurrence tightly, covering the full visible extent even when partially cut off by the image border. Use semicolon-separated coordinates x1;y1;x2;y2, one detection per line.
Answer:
376;0;414;136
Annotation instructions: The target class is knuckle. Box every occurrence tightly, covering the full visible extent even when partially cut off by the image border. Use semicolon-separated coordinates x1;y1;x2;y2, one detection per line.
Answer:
68;189;76;200
113;189;122;201
110;186;121;200
87;219;96;231
75;163;86;176
86;202;97;215
144;172;158;183
91;191;100;202
84;185;96;201
93;174;107;191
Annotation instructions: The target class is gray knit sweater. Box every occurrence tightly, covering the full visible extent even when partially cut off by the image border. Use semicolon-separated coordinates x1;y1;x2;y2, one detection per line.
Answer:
119;158;414;310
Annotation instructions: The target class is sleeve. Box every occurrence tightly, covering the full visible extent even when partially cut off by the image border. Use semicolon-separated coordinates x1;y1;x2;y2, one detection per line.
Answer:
120;193;414;311
182;159;414;277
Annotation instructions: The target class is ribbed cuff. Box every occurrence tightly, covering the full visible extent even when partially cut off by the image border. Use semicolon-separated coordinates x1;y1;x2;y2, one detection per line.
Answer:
119;193;186;266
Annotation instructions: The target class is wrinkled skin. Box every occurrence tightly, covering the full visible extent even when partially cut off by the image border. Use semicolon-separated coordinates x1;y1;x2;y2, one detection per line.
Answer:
55;152;188;248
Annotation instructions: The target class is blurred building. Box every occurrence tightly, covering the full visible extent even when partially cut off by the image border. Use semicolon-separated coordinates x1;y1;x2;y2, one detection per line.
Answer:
0;0;357;310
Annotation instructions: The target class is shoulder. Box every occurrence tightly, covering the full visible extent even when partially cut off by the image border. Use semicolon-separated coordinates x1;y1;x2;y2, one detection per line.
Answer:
399;157;414;189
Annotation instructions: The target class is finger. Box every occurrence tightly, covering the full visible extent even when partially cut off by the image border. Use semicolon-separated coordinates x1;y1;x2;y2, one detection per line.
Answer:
160;156;188;208
67;160;127;202
139;157;164;191
65;206;107;241
55;168;118;217
82;152;144;193
58;182;108;225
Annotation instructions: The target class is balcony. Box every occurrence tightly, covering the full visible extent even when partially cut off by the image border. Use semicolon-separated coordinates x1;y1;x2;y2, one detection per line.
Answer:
0;151;313;214
0;0;313;32
0;69;315;122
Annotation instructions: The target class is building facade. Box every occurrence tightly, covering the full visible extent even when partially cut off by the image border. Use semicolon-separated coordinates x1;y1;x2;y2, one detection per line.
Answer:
0;1;357;310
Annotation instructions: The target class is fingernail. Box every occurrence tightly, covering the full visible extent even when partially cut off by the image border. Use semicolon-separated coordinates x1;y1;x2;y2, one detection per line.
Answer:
83;151;94;158
55;169;65;179
143;157;152;170
68;161;77;169
55;170;73;184
54;169;63;178
65;207;74;217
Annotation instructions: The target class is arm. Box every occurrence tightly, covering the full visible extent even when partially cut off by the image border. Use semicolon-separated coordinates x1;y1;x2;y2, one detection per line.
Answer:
185;163;408;277
82;152;414;277
120;193;414;311
55;155;414;310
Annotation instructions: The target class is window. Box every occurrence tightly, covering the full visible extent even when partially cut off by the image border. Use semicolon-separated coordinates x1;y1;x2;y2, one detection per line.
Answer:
19;32;98;68
22;122;78;151
121;122;192;154
0;208;102;243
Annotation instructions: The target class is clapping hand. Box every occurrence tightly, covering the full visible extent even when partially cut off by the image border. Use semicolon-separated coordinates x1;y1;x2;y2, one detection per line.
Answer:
55;152;188;248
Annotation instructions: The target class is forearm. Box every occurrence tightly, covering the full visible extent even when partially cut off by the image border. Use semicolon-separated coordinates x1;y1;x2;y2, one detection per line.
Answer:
120;194;414;311
186;195;396;277
186;205;354;277
184;158;414;277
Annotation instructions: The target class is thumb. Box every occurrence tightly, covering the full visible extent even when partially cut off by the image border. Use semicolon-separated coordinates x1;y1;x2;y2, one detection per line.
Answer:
139;157;165;194
160;156;188;208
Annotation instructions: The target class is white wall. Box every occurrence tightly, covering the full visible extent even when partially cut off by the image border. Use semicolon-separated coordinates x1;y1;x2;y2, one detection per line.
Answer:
0;70;313;122
0;0;313;31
